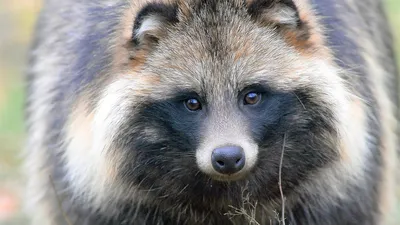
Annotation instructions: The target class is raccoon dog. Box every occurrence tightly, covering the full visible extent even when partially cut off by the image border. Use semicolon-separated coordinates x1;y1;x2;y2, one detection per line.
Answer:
25;0;399;224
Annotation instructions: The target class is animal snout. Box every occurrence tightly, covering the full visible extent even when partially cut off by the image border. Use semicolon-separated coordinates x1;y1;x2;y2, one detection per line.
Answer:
211;146;245;175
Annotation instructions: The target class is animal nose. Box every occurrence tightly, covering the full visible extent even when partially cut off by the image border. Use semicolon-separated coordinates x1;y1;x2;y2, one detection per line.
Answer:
211;146;245;175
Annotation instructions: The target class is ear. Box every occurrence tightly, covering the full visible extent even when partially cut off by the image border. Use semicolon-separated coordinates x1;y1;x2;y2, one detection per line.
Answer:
247;0;304;29
132;3;179;48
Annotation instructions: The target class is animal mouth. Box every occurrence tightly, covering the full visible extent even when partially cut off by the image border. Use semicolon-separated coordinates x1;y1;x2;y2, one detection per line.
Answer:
207;170;250;182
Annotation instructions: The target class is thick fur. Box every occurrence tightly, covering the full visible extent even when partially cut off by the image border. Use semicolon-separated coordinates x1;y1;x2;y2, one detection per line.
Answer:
25;0;398;224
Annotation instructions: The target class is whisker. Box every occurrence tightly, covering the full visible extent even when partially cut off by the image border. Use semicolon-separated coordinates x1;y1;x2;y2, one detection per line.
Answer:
278;133;287;225
293;92;306;110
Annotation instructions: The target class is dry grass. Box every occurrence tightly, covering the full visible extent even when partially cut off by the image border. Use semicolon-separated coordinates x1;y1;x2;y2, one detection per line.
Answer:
225;186;261;225
225;134;287;225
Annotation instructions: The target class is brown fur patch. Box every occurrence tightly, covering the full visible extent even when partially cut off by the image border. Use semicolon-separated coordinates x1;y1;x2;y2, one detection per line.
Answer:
340;97;365;162
282;0;331;58
282;29;313;52
67;97;121;191
143;74;161;84
177;0;192;19
233;40;251;62
111;6;136;71
130;49;149;69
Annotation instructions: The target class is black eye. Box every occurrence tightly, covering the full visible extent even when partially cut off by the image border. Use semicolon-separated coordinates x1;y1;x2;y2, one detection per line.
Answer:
184;98;202;111
244;92;261;105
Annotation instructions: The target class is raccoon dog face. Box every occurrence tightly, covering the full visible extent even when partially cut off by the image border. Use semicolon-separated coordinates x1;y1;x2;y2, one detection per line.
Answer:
68;0;350;212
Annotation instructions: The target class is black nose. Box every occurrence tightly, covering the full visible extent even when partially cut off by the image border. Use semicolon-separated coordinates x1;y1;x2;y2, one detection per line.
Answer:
211;146;245;175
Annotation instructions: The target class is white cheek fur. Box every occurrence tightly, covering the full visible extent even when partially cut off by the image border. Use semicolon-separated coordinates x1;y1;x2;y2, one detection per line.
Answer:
64;77;137;208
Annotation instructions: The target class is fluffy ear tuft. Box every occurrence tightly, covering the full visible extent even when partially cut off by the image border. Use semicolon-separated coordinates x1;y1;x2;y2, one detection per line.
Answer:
132;3;179;48
247;0;302;28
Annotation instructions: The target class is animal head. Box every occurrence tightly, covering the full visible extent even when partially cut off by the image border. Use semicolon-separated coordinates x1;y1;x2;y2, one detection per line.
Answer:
66;0;359;214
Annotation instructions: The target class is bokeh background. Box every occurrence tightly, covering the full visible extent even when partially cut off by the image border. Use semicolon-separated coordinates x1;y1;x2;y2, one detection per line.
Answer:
0;0;399;224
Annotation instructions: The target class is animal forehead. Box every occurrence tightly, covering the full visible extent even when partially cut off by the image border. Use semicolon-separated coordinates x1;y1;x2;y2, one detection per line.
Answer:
145;62;286;103
139;2;299;97
146;37;295;96
144;49;296;103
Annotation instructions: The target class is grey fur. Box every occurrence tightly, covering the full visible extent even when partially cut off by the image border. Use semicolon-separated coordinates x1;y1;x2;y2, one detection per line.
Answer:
25;0;398;224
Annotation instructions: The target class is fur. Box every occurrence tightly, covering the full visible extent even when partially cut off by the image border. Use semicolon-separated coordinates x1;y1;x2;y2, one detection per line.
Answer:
25;0;398;224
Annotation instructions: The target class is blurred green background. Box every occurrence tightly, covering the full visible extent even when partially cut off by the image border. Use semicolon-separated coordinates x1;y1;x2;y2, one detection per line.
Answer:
0;0;399;224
